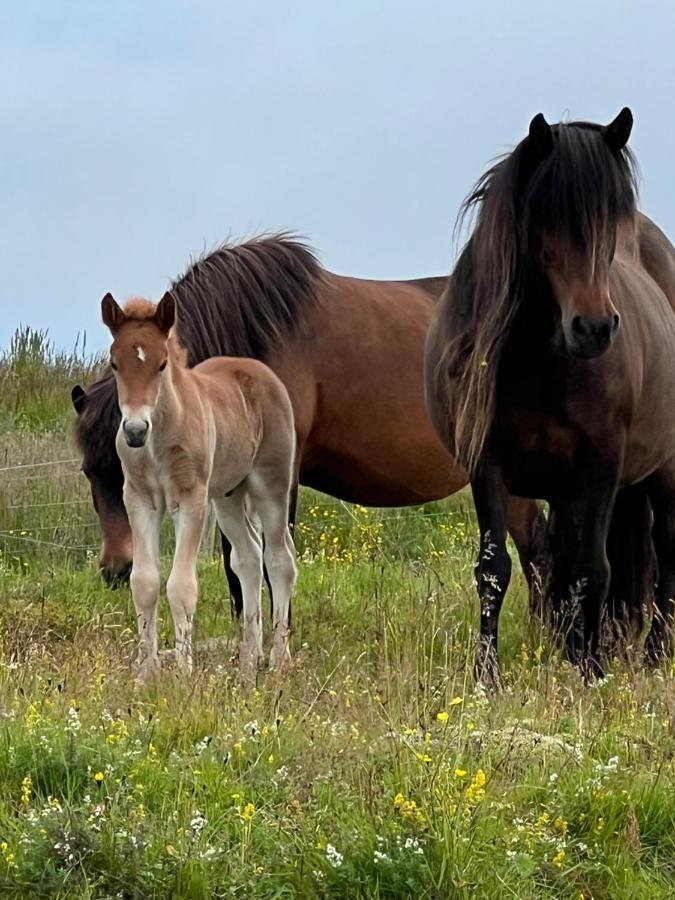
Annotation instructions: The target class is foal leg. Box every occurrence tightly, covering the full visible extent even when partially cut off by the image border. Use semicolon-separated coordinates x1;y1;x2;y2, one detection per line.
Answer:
251;484;297;670
125;489;163;681
213;489;264;681
645;473;675;665
166;492;207;675
471;463;512;689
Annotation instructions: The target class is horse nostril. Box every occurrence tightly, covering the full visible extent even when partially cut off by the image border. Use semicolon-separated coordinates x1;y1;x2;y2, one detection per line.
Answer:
571;315;588;336
611;313;620;335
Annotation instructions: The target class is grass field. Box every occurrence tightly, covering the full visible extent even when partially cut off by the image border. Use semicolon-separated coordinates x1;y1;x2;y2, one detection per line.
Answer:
0;329;674;898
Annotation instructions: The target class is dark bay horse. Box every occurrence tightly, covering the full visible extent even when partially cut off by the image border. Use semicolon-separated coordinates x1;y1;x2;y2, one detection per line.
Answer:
72;236;545;608
425;108;675;685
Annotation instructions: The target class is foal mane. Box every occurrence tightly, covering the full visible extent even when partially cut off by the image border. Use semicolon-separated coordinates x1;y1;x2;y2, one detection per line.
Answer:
443;118;639;474
75;234;323;471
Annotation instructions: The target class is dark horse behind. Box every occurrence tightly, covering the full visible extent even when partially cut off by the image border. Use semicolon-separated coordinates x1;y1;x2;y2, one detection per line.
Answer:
426;108;675;685
72;235;546;613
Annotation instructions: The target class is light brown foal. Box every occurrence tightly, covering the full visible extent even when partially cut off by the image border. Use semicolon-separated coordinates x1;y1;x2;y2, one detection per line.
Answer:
102;291;296;680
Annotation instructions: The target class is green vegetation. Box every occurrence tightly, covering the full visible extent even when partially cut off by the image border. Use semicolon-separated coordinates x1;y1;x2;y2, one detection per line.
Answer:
0;329;673;898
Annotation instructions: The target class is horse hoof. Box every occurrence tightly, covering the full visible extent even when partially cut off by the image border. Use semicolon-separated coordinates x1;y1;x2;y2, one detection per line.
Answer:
580;656;605;684
238;644;263;683
473;654;502;692
134;656;161;683
644;629;673;668
269;645;292;672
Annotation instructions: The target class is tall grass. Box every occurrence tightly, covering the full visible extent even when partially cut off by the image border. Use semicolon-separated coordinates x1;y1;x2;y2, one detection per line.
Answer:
0;328;673;898
0;327;102;434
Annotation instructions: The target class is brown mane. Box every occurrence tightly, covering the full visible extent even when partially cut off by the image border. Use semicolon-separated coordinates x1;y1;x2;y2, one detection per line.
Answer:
75;234;322;477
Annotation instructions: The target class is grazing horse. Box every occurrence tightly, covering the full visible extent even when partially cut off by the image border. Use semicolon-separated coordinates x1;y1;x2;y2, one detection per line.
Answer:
73;236;546;610
102;292;296;680
425;108;675;685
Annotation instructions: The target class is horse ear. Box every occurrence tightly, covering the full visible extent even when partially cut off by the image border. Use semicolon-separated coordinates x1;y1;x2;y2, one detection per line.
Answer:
71;384;87;415
528;113;554;159
101;293;125;333
604;107;633;153
154;292;176;334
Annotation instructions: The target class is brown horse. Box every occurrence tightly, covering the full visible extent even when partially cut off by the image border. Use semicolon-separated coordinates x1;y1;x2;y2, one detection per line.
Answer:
101;292;296;680
72;236;546;607
425;108;675;685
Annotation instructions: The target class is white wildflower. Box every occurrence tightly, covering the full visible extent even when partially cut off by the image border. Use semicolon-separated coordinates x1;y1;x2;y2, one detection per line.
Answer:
326;843;343;868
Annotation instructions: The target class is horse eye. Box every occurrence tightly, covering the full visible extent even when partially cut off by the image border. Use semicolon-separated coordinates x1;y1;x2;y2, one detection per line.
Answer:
110;360;118;371
159;361;167;372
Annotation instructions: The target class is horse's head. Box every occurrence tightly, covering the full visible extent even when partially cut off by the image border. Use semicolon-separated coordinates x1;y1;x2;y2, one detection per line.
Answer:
101;292;176;449
517;108;637;359
444;107;638;472
72;381;131;585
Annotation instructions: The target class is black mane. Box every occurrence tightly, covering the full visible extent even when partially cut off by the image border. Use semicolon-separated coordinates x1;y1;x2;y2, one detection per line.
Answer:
75;234;323;474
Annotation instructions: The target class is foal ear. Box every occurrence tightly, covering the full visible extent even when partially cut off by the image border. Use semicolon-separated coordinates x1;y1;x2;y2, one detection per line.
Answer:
528;113;554;159
71;384;87;415
154;292;176;334
604;107;633;152
101;293;126;333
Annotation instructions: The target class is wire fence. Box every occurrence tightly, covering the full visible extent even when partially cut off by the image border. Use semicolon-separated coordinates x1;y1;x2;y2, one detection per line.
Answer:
1;455;475;566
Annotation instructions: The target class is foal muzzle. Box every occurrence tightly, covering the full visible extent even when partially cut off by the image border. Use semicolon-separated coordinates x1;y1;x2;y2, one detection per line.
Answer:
122;419;150;447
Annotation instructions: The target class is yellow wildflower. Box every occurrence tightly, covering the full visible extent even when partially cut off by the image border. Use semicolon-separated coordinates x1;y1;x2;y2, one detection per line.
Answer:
552;848;566;869
394;793;405;809
436;711;449;723
94;771;105;784
20;774;32;806
24;704;39;731
416;752;432;763
553;816;568;835
240;802;256;822
465;769;487;806
449;697;463;706
454;768;467;778
0;842;16;870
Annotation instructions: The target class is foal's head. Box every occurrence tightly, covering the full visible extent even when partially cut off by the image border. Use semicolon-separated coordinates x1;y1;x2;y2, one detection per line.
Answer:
102;292;177;448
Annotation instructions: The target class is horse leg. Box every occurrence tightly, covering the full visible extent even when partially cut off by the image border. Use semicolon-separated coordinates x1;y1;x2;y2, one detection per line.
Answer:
221;530;243;619
125;488;163;681
645;473;675;665
471;463;512;690
213;489;264;681
166;493;207;675
251;485;297;671
504;495;548;614
565;475;617;680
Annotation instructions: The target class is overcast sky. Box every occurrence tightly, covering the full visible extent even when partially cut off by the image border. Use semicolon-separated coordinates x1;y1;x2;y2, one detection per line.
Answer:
2;1;674;353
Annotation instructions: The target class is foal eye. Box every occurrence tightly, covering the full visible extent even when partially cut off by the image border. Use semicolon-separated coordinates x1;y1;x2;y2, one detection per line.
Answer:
159;361;167;372
110;360;118;371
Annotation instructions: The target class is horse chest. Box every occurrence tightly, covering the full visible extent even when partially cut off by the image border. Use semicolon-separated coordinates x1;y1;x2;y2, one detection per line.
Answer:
492;396;584;500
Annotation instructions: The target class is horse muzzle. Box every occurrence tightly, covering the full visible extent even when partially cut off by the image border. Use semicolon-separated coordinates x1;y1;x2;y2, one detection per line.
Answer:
566;312;620;359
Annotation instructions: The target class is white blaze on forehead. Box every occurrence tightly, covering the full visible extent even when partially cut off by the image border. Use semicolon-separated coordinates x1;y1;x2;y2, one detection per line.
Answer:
135;345;146;363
